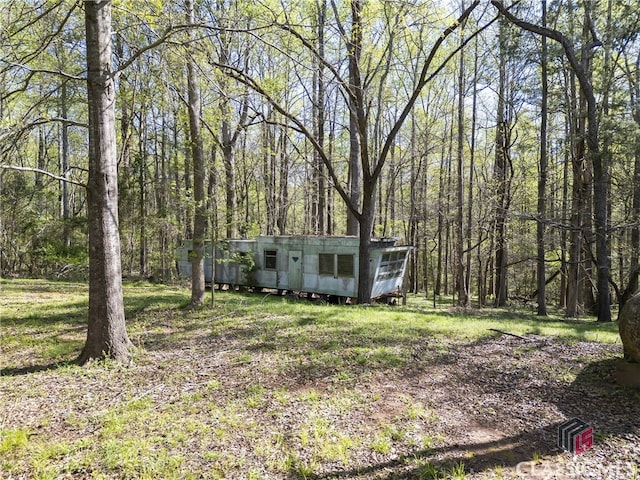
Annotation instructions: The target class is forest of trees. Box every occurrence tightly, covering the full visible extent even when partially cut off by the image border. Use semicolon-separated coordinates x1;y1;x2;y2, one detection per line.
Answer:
3;1;640;325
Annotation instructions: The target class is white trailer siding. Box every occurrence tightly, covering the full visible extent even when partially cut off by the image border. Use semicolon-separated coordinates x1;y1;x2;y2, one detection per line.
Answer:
249;236;360;295
177;236;411;300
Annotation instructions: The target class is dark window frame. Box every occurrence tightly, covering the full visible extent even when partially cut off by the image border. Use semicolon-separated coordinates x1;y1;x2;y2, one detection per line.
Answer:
337;254;354;278
264;250;277;270
319;253;334;276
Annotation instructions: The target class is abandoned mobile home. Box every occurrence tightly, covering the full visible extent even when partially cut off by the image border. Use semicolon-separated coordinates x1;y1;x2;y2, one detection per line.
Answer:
177;236;412;302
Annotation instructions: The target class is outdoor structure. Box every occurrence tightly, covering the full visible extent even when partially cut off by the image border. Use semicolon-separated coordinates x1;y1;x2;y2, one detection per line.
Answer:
177;236;412;302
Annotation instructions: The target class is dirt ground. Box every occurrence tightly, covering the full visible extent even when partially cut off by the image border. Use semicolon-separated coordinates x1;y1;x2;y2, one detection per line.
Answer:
2;319;639;479
367;334;640;479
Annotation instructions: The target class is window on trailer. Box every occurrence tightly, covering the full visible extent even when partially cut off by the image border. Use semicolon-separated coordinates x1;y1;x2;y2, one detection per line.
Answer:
265;250;277;270
319;253;334;275
337;254;354;277
318;253;355;278
392;252;404;277
377;251;405;281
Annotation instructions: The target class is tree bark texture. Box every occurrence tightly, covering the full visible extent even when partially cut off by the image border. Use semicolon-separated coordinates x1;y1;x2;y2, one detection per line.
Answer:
493;15;510;308
186;0;206;308
620;54;640;312
346;0;362;237
455;11;468;307
312;0;327;235
79;0;131;364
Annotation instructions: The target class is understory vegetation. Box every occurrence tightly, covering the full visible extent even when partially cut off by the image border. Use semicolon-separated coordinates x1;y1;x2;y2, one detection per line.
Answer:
1;280;637;479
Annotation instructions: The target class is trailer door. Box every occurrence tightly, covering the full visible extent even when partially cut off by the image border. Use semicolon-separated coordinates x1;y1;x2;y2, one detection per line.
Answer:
288;250;303;290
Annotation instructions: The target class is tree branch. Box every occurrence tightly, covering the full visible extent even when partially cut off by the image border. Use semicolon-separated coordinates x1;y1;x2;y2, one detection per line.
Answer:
0;164;87;188
115;25;195;75
1;62;84;82
209;60;360;220
376;1;481;181
276;22;352;101
490;0;597;138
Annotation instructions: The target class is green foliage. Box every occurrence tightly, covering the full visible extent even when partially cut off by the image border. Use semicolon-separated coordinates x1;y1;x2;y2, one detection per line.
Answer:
216;240;258;284
3;0;640;320
0;429;30;454
0;168;89;279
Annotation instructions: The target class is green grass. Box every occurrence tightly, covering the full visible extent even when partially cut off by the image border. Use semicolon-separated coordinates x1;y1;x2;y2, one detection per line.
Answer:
0;279;625;479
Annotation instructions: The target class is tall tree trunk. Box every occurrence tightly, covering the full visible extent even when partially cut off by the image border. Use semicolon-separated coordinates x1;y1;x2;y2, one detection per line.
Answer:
357;182;375;303
157;114;170;281
559;116;570;309
59;80;71;249
455;10;468;307
565;60;583;317
138;116;148;278
387;151;396;236
536;0;549;316
620;52;640;312
626;107;640;305
186;0;206;307
565;9;593;318
262;119;276;235
79;0;131;365
586;3;610;322
327;99;337;236
408;113;420;294
466;33;479;306
221;101;236;239
346;0;362;237
182;114;193;239
435;117;449;296
277;126;289;235
493;15;510;307
36;127;45;192
312;0;327;235
579;7;596;316
444;111;454;298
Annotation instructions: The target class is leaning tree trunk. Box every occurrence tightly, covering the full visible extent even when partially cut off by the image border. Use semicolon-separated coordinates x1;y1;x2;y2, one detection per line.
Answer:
78;0;131;365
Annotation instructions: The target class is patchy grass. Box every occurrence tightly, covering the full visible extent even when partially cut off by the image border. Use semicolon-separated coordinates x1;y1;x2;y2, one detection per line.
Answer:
0;280;635;479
